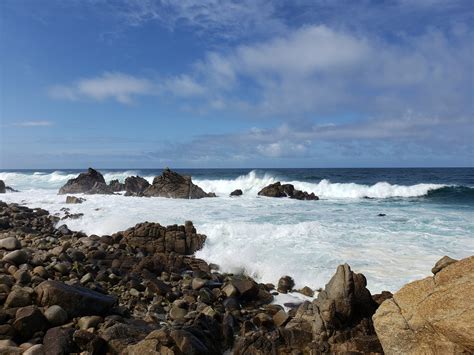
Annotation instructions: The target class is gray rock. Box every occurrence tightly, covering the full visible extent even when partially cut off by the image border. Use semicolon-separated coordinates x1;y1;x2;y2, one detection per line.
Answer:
230;189;243;196
0;180;5;194
258;182;319;200
35;280;117;317
4;289;32;308
65;196;85;204
77;315;103;330
44;305;68;326
0;237;21;251
277;276;295;293
2;249;29;265
124;176;150;196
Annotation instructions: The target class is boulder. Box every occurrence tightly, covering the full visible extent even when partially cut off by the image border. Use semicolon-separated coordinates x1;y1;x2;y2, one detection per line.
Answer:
2;249;29;265
13;306;47;340
117;221;206;255
58;168;113;195
373;256;474;354
0;180;5;193
43;327;76;355
143;168;215;199
124;176;150;196
431;255;458;274
44;305;68;326
258;182;318;200
230;189;243;196
0;237;21;251
65;196;85;204
277;276;295;293
35;280;117;317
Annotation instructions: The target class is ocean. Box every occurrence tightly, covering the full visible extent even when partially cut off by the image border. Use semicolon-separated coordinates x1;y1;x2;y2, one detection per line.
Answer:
0;168;473;295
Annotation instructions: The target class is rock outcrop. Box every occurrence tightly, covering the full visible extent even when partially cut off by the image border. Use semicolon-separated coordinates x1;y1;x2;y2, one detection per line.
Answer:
230;189;243;196
0;180;5;193
373;255;474;355
258;182;319;200
143;168;215;199
124;176;150;196
108;179;125;192
114;220;206;255
58;168;113;195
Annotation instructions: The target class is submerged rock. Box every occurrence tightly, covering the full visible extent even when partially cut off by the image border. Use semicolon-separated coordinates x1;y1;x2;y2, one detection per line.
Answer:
143;168;215;199
65;195;85;204
230;189;243;196
258;182;318;200
58;168;113;195
373;256;474;354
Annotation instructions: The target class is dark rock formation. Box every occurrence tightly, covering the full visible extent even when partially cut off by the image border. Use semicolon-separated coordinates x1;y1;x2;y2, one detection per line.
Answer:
108;179;125;192
0;180;5;193
36;280;117;317
258;182;319;200
114;220;206;255
58;168;113;195
230;189;243;196
124;176;150;196
143;168;215;199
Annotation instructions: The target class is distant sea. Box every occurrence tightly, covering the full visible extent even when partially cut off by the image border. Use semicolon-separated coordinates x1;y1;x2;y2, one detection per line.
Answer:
1;167;473;294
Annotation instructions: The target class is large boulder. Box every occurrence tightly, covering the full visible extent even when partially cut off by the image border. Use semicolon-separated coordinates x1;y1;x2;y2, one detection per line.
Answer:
373;256;474;354
35;280;117;317
116;221;206;255
124;176;150;196
0;180;5;193
108;179;125;192
143;168;215;199
58;168;113;195
258;182;318;200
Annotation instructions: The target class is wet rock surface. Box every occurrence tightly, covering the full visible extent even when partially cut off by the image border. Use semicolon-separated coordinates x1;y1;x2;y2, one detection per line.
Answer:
258;182;319;200
0;199;467;354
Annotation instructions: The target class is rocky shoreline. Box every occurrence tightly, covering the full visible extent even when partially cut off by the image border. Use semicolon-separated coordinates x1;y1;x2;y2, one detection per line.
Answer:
0;199;472;354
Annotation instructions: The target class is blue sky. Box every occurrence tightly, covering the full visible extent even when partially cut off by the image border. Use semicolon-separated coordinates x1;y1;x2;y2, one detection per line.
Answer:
0;0;473;168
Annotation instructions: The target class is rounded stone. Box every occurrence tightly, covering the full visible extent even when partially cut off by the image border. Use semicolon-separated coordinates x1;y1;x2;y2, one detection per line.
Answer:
44;305;68;326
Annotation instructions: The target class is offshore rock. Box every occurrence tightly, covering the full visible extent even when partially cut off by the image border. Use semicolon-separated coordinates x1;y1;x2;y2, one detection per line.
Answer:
108;179;125;192
0;180;5;193
58;168;113;195
373;256;474;354
124;176;150;196
230;189;243;196
143;168;215;199
258;182;318;200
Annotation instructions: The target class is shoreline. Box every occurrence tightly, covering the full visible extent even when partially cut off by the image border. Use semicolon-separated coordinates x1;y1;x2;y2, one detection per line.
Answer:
0;200;472;354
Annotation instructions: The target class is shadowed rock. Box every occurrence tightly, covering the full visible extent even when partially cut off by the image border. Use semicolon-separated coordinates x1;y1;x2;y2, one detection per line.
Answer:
59;168;113;195
143;168;215;199
258;182;318;200
124;176;150;196
0;180;5;193
35;280;117;317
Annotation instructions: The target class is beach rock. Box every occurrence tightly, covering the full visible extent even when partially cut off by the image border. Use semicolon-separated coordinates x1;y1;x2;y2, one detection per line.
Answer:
22;344;44;355
373;255;474;354
43;327;76;355
431;255;458;274
58;168;113;195
73;330;107;354
124;176;150;196
44;305;68;326
108;179;125;192
143;168;215;199
13;306;47;340
65;196;84;204
277;276;295;293
78;315;103;330
2;249;29;265
35;280;117;317
118;221;206;255
4;289;32;308
230;189;243;196
258;182;318;200
0;180;5;193
0;237;21;251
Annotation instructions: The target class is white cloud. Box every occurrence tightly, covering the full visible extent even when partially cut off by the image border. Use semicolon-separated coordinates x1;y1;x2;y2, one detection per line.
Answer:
15;121;53;127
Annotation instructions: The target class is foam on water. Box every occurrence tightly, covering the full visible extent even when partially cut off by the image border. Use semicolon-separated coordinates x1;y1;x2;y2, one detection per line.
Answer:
1;187;472;294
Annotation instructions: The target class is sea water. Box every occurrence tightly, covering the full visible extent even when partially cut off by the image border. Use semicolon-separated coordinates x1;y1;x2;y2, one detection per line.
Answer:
0;168;473;294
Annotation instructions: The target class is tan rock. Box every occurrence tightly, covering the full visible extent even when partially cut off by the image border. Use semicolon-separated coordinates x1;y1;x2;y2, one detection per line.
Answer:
373;255;474;354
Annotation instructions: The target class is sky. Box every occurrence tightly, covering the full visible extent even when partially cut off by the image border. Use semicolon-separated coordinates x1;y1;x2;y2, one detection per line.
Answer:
0;0;473;168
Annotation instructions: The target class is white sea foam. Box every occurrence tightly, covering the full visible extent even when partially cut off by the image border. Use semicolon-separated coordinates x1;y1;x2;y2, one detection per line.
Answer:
0;188;472;294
